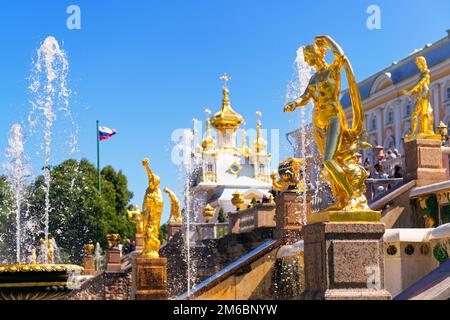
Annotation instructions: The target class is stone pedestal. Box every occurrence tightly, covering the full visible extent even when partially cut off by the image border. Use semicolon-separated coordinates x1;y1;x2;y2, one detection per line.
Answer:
274;192;310;243
404;138;447;187
168;223;182;239
83;254;95;275
106;248;122;272
301;222;391;300
135;234;144;251
135;256;169;300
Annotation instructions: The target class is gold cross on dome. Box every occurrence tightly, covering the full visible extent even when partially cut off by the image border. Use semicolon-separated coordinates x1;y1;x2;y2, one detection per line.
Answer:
220;73;231;88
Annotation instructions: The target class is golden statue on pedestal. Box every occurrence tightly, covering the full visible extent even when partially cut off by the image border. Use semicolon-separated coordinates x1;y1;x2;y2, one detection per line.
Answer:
163;187;182;224
402;56;438;141
284;35;377;220
271;158;304;193
127;204;144;234
141;158;164;258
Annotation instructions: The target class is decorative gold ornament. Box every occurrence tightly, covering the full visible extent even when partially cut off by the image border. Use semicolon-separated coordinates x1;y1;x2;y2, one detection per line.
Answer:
231;191;245;211
201;108;216;151
141;158;164;258
437;121;448;142
228;161;241;175
163;187;182;224
84;244;95;255
284;35;375;213
211;74;244;131
271;158;304;193
252;111;267;154
127;204;144;234
402;56;440;141
241;129;251;158
202;204;216;222
40;238;54;264
106;234;120;248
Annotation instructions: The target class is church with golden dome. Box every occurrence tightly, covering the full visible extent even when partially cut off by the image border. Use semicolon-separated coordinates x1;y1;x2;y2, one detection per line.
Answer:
191;74;272;217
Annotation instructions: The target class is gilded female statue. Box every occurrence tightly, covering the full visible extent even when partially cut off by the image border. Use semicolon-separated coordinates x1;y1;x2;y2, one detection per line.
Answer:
163;187;182;224
284;35;370;212
402;56;435;140
127;204;144;234
141;158;164;258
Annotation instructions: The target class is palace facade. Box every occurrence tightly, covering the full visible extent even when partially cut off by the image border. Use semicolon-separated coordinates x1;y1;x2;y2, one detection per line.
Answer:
288;30;450;162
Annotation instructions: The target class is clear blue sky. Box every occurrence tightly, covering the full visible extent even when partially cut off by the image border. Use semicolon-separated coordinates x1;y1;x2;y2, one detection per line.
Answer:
0;0;449;222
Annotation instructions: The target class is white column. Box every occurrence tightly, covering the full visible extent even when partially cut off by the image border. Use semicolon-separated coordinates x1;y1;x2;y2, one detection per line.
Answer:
394;100;402;151
432;83;440;128
376;107;383;145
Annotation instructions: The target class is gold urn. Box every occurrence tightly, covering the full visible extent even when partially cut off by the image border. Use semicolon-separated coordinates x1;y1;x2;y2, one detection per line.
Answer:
231;191;245;211
202;204;216;223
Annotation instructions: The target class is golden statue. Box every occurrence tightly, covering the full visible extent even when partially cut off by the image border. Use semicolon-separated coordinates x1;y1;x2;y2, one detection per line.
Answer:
141;158;164;259
106;234;120;248
284;35;374;214
163;187;182;224
40;238;54;264
271;158;304;193
84;244;95;255
402;56;438;140
127;204;144;234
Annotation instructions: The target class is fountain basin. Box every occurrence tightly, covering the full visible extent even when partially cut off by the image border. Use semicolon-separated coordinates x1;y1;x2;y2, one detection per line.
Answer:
0;264;84;300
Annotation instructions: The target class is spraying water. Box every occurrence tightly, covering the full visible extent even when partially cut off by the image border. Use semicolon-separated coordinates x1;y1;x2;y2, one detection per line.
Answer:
3;124;31;263
286;46;315;224
28;36;71;264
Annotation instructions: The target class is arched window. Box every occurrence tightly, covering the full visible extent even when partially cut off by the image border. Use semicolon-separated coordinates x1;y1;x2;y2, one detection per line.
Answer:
387;109;394;124
405;104;412;117
371;116;377;131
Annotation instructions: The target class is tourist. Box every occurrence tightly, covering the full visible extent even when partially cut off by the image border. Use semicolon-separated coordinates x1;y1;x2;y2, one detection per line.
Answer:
364;157;371;170
393;165;403;178
387;149;397;160
123;239;133;255
393;148;401;158
370;164;388;180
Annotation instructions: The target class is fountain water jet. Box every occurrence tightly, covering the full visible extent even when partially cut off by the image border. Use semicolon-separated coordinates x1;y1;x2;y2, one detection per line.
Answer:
3;124;31;263
285;46;315;224
28;36;70;264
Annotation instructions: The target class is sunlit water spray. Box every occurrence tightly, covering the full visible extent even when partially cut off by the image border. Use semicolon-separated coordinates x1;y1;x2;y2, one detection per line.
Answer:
173;128;202;297
28;36;73;264
285;46;315;224
3;124;32;263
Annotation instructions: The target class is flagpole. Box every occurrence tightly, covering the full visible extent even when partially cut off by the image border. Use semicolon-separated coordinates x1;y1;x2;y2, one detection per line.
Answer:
96;120;102;193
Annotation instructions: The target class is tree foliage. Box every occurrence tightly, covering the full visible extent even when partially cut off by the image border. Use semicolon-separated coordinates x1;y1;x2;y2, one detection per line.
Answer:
0;159;135;264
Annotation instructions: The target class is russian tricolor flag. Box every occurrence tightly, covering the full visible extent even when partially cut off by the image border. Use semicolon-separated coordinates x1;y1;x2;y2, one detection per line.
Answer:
99;126;117;141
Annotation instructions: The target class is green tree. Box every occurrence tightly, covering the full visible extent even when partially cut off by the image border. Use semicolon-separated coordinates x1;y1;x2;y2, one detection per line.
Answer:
0;176;14;262
27;159;135;264
159;223;168;244
217;208;227;223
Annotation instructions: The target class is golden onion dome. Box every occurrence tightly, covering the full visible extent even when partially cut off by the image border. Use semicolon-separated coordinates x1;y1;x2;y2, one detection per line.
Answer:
211;86;244;131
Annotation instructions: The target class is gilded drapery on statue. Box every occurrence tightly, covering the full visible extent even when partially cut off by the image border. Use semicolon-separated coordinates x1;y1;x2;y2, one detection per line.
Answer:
402;56;437;141
284;35;373;213
163;187;182;224
141;158;164;258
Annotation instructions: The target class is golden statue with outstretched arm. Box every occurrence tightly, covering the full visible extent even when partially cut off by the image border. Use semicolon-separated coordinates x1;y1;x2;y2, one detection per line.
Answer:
402;56;436;140
141;158;164;258
127;204;144;234
284;35;370;212
163;187;182;224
